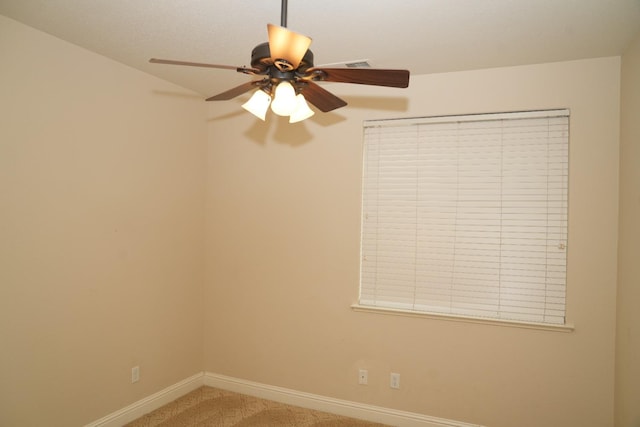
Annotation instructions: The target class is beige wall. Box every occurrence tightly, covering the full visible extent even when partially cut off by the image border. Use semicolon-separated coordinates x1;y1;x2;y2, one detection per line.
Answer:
205;57;621;427
0;12;628;427
616;31;640;427
0;16;206;426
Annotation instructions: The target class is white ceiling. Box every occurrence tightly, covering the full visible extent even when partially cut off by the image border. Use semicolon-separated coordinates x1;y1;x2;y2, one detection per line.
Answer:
2;0;640;99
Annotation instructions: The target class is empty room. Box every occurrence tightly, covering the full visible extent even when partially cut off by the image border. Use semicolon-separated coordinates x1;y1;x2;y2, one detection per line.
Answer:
1;1;639;426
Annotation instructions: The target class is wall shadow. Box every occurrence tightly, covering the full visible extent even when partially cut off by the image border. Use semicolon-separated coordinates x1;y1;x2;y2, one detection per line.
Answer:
341;95;409;111
152;90;204;100
207;95;409;146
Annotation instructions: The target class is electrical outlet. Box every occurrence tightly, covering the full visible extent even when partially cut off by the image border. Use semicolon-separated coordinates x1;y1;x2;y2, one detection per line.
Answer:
131;366;140;383
390;372;400;389
358;369;368;385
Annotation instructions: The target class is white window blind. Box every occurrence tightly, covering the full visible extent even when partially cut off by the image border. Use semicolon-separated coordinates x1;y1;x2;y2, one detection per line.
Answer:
360;110;569;325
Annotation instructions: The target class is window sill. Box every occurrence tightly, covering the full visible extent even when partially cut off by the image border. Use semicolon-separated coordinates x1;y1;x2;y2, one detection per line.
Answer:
351;304;575;333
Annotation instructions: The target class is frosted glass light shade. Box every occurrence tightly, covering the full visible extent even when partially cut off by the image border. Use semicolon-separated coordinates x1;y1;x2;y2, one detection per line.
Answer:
289;94;315;123
242;89;271;121
270;81;297;116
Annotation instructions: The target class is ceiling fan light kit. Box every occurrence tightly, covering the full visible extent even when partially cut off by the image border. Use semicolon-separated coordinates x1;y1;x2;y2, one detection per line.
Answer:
149;0;410;123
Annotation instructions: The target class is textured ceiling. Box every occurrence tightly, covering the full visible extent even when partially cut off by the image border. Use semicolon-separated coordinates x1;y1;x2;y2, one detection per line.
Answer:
2;0;640;99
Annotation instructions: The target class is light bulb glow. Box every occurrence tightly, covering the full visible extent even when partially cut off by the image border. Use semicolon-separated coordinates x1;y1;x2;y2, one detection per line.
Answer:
241;89;271;121
289;94;315;123
270;81;297;116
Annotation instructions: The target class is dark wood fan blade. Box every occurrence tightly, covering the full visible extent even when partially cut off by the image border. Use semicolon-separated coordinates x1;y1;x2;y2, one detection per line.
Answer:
308;68;410;88
206;81;262;101
301;81;347;112
149;58;258;73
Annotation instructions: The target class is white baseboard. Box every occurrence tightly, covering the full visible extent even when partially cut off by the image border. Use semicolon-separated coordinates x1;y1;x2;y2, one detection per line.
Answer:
204;372;484;427
85;371;484;427
84;372;205;427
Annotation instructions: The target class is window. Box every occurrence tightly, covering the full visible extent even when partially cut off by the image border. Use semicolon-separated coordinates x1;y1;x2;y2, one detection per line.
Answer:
359;110;569;325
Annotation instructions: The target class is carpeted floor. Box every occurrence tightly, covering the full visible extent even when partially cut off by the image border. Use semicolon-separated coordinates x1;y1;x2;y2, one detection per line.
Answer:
125;386;391;427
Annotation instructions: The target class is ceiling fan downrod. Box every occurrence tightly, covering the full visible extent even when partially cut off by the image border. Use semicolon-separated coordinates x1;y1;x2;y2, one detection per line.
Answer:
281;0;288;27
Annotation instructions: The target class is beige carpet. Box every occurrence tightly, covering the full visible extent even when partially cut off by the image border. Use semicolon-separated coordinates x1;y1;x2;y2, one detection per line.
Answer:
125;386;391;427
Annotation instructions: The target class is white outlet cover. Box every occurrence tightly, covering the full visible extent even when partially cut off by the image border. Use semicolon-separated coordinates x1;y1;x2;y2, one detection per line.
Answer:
358;369;368;385
390;372;400;389
131;366;140;383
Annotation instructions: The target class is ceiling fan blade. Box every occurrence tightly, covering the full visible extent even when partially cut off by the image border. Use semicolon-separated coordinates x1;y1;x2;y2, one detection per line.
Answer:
206;81;264;101
301;81;347;113
267;24;312;69
308;67;410;88
149;58;258;73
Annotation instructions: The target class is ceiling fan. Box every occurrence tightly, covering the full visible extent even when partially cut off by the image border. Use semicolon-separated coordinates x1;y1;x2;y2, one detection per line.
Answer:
149;0;410;123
